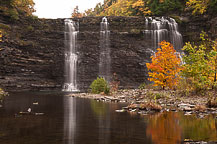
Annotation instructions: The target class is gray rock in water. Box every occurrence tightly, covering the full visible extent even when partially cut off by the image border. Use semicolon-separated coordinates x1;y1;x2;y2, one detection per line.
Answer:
115;109;125;113
35;113;44;116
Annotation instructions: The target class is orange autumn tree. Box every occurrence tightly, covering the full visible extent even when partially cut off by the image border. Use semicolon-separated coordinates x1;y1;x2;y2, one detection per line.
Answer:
146;41;182;89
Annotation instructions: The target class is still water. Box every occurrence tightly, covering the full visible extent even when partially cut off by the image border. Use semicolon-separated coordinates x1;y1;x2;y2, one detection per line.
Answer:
0;92;216;144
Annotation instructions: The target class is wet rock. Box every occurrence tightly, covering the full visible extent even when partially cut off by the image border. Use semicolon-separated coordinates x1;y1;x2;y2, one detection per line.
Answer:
127;104;140;109
183;107;193;111
184;112;192;116
194;105;207;112
115;109;125;113
35;113;44;116
19;111;31;115
33;102;39;105
27;108;31;113
139;102;162;112
130;109;137;112
178;103;195;108
170;108;177;112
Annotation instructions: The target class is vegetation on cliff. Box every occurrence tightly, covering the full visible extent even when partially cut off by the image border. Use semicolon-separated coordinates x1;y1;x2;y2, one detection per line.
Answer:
0;0;36;20
77;0;217;17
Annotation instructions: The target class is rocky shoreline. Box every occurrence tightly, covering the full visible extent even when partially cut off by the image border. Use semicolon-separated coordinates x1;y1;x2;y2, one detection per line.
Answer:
67;89;217;117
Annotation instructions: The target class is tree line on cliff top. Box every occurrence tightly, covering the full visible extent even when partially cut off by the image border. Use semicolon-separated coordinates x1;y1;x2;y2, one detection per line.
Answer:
0;0;35;20
0;0;216;19
72;0;217;17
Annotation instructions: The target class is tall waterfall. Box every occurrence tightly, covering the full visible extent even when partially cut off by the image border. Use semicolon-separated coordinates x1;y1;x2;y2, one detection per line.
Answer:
63;19;79;92
144;17;183;51
99;17;111;82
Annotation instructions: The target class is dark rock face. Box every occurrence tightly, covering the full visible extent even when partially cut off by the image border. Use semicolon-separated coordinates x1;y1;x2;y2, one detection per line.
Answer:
0;15;216;91
180;15;217;42
77;17;150;90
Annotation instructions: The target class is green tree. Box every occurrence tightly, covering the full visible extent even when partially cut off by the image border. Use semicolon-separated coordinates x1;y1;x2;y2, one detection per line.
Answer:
1;0;35;20
182;32;217;91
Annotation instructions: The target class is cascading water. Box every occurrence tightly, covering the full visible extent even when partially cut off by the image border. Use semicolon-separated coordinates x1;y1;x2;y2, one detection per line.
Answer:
144;17;183;51
63;19;79;92
99;17;111;82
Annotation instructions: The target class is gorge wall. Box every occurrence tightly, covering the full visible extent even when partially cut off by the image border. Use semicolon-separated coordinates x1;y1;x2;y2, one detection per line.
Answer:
0;14;217;91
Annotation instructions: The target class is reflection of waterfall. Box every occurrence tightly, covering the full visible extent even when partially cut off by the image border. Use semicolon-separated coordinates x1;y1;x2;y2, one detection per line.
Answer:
99;17;111;82
63;19;79;92
144;17;183;51
64;97;76;144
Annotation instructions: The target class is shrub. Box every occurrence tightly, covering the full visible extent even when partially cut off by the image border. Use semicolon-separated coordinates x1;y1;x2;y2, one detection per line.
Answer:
139;83;146;90
110;73;120;94
90;77;110;95
27;25;34;32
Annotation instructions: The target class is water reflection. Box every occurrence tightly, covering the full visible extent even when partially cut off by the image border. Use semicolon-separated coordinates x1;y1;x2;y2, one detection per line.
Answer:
146;112;181;144
179;114;217;141
64;96;76;144
0;93;216;144
90;100;111;144
145;112;217;143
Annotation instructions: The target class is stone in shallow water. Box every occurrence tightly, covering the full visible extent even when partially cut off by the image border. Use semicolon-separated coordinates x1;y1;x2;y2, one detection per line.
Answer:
115;109;125;113
35;113;44;116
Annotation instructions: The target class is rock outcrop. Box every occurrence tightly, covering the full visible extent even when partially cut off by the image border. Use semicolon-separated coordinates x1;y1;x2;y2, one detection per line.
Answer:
0;14;216;91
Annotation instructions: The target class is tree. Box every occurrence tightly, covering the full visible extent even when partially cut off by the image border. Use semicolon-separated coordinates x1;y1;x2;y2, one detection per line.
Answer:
84;8;94;16
1;0;35;20
181;32;217;91
132;0;151;16
146;41;182;90
186;0;210;15
13;0;35;15
71;6;83;18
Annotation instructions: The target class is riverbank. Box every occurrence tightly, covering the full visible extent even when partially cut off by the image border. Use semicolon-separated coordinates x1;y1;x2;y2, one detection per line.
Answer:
67;89;217;117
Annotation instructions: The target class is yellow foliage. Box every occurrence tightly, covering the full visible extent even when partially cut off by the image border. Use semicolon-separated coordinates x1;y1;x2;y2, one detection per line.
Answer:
0;30;2;42
14;0;35;15
186;0;210;15
146;41;182;89
71;6;83;18
100;0;151;16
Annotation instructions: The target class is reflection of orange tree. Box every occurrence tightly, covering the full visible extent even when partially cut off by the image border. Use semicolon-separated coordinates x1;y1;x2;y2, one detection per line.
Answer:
146;112;181;144
179;114;217;141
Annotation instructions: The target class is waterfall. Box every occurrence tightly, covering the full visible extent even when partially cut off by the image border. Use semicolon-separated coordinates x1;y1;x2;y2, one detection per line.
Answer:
144;17;183;51
63;19;79;92
99;17;111;82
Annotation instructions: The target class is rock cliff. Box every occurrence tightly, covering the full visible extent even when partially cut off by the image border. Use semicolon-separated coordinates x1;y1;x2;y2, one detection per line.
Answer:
0;14;216;91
